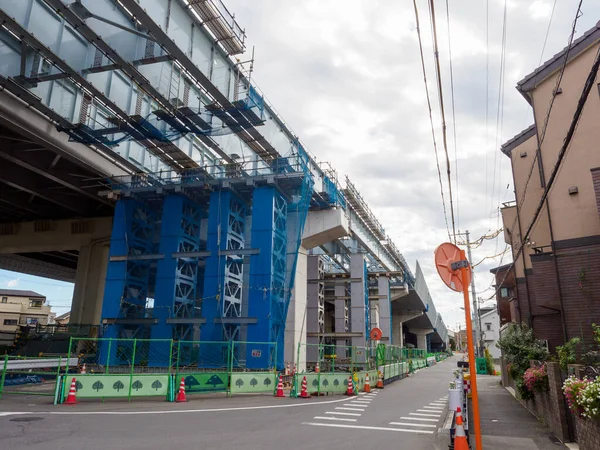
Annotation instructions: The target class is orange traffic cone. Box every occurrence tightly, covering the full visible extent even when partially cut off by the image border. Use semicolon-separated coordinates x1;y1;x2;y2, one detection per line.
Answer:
364;373;371;393
275;374;285;397
65;377;78;405
454;407;469;449
300;376;310;398
315;362;320;373
345;376;354;396
175;377;187;402
80;363;86;374
376;371;384;389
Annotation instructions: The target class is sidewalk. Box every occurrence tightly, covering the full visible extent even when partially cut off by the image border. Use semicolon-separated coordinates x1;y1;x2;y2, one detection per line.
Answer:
474;374;567;449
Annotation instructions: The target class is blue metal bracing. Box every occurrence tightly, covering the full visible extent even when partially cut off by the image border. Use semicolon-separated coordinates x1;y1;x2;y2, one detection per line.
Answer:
200;191;246;349
247;187;287;368
152;195;204;344
100;198;156;363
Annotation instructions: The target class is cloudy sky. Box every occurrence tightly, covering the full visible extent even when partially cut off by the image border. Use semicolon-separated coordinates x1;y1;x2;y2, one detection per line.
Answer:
2;0;600;330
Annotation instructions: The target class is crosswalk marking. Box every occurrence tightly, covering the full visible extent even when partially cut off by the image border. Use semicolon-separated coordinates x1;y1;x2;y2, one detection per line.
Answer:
410;412;441;417
423;406;444;410
303;422;434;434
417;409;442;415
313;416;357;422
389;422;437;428
402;416;439;422
325;411;360;416
335;407;364;411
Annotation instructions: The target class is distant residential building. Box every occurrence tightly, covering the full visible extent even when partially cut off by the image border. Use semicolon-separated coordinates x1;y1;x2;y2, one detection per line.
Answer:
498;22;600;352
0;289;53;334
480;307;501;359
54;311;70;326
489;263;515;327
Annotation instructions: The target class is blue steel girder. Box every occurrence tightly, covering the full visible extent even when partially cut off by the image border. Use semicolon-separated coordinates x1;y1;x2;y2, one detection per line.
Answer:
99;198;156;363
153;195;204;345
200;190;246;346
247;186;287;369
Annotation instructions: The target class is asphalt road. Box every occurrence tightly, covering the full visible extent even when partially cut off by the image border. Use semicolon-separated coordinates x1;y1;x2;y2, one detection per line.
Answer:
0;357;456;450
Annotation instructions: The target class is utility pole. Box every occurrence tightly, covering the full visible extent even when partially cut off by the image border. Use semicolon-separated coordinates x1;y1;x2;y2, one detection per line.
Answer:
461;230;481;357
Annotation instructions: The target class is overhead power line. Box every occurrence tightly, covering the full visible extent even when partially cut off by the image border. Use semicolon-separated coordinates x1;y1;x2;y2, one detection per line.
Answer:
445;0;459;232
428;0;457;243
411;0;452;243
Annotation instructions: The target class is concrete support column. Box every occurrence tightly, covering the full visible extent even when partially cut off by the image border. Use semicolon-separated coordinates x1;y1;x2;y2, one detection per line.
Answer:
334;284;349;357
306;255;324;364
392;316;403;347
284;246;307;372
350;254;367;348
70;239;110;325
377;276;391;342
414;328;434;351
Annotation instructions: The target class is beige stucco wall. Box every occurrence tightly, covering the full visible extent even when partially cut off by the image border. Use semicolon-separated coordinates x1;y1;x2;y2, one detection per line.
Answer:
0;295;51;332
530;41;600;241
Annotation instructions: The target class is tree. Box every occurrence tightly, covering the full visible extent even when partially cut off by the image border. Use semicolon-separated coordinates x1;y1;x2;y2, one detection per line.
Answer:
113;381;125;392
250;378;258;388
312;378;319;387
92;381;104;392
496;323;548;378
235;378;243;388
75;381;83;391
151;380;163;391
263;377;272;387
132;380;143;391
333;379;340;387
322;379;329;387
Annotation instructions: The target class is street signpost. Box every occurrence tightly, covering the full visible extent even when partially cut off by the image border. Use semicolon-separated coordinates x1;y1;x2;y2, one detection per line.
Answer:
434;242;482;450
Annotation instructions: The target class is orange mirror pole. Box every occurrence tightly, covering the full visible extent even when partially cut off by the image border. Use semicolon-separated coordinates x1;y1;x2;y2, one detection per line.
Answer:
460;249;482;450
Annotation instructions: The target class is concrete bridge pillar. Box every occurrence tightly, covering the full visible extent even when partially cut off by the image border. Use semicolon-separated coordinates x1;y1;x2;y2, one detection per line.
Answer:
413;328;434;352
70;239;110;325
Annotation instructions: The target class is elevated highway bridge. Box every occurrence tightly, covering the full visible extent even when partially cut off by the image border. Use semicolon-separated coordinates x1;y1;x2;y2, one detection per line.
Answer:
0;0;448;367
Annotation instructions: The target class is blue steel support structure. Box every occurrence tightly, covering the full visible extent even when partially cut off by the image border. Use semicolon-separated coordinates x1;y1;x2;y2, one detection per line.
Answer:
152;195;204;363
100;198;155;364
247;187;287;369
200;191;246;348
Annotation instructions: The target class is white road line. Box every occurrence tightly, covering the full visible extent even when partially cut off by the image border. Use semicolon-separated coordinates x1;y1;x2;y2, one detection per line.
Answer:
350;402;370;405
423;406;444;410
313;416;357;422
417;410;442;415
402;416;439;422
389;422;437;428
336;407;365;411
343;404;366;409
410;412;441;417
1;393;359;417
302;422;434;434
325;411;361;416
430;402;445;406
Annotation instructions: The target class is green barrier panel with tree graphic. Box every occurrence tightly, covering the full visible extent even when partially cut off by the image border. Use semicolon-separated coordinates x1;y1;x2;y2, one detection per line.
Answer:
230;372;277;394
179;372;229;393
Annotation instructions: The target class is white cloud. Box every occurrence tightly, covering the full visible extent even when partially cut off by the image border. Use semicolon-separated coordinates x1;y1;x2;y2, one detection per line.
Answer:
6;278;19;288
529;0;553;20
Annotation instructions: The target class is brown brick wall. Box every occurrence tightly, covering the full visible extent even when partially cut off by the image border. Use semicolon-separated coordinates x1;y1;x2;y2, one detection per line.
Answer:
515;279;530;325
556;244;600;345
530;255;564;351
518;362;570;443
575;417;600;450
591;167;600;217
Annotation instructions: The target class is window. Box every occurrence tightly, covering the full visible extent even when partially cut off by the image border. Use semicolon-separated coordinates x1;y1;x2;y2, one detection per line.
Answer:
485;323;492;331
3;319;17;326
29;299;43;308
500;288;509;298
26;317;39;325
1;296;7;303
